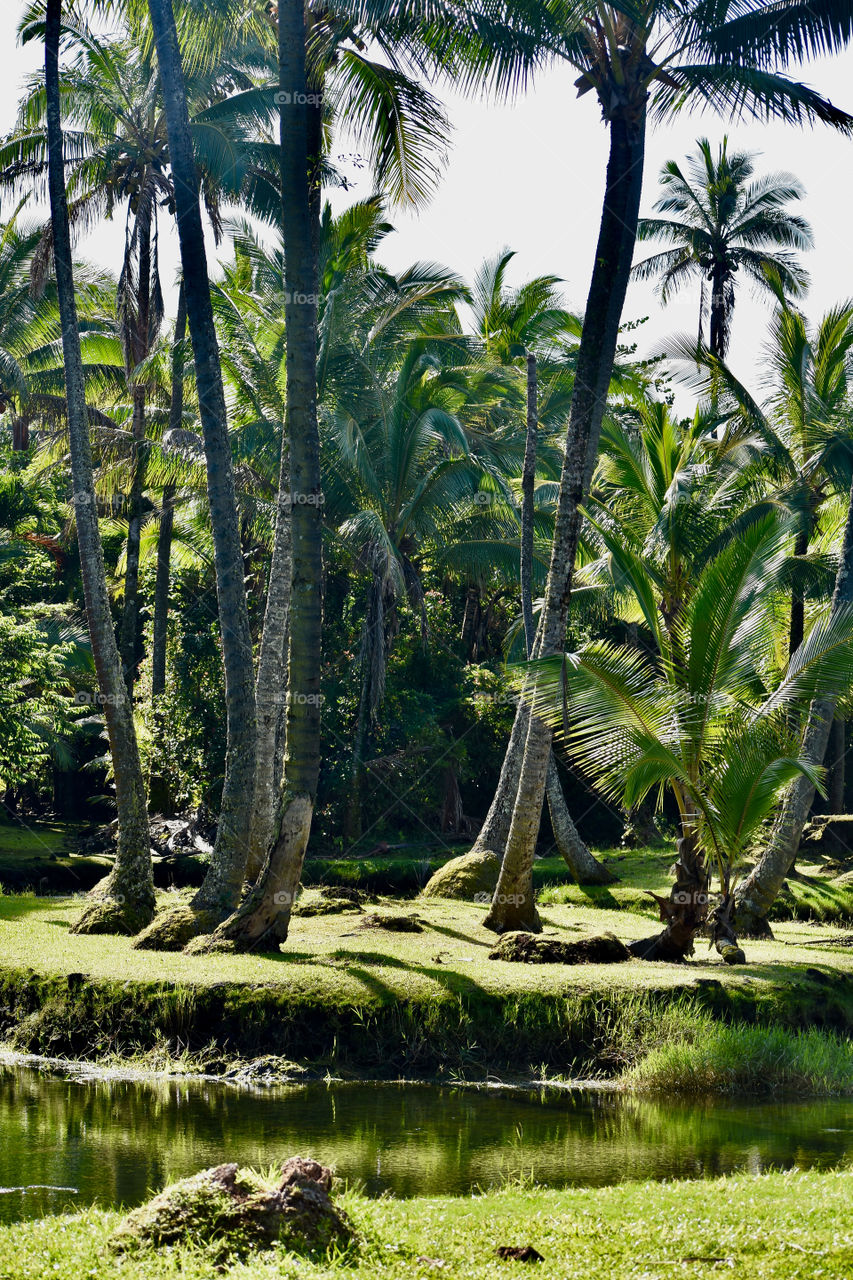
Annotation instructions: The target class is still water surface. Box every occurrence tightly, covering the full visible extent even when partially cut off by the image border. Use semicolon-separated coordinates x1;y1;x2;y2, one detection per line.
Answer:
1;1062;851;1222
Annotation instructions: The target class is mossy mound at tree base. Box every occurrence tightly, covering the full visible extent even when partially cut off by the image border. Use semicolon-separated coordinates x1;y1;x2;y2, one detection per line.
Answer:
110;1158;352;1259
420;849;500;900
489;931;632;965
132;906;221;951
71;894;155;937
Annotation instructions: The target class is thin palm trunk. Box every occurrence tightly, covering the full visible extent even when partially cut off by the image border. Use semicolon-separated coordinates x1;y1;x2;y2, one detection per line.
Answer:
734;477;853;934
484;109;647;932
147;0;256;918
246;443;292;882
151;280;186;701
208;0;323;948
519;353;611;885
119;201;153;699
45;0;154;935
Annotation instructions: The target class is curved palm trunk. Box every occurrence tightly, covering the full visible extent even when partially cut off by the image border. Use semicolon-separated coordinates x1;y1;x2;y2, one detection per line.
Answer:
45;0;154;935
148;0;256;917
519;352;612;885
151;281;186;701
734;477;853;935
484;109;647;933
120;201;154;699
246;444;292;882
208;0;323;949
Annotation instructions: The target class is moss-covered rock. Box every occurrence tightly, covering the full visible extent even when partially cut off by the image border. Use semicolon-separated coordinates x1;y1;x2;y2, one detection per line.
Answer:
110;1157;352;1258
489;931;632;965
132;905;221;951
420;850;500;901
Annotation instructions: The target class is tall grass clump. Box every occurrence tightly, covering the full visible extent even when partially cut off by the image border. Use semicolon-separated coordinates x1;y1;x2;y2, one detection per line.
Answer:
626;1021;853;1096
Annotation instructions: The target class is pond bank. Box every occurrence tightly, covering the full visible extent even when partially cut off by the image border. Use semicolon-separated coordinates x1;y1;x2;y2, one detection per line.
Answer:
0;1169;850;1280
1;894;852;1085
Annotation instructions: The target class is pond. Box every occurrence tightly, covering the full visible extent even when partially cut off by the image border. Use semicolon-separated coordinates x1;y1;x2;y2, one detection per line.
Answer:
1;1061;851;1222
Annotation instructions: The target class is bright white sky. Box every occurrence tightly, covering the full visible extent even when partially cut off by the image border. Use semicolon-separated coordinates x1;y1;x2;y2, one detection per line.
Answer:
2;2;853;408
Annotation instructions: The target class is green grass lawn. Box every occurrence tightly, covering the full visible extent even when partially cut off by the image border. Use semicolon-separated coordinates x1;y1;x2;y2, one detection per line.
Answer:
1;887;851;1000
0;820;109;893
0;1170;851;1280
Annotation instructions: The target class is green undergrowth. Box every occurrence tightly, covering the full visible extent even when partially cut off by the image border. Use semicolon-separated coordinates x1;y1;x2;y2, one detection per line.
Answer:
627;1017;853;1095
0;892;851;1080
0;1170;851;1280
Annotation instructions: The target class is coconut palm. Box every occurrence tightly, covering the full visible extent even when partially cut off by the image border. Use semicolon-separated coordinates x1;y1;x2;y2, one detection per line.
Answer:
42;0;154;935
481;0;853;934
633;137;813;357
525;506;853;961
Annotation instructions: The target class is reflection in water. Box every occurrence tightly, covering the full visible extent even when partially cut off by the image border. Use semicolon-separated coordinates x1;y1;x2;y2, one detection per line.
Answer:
0;1064;851;1222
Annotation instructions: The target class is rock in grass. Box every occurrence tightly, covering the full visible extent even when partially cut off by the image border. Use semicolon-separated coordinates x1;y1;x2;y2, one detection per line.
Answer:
110;1158;352;1258
358;912;424;932
489;931;631;965
496;1244;545;1262
420;850;500;901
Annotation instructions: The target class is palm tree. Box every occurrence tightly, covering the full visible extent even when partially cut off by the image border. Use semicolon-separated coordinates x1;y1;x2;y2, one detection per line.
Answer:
145;0;258;931
482;0;853;934
459;248;613;882
633;136;813;357
526;507;853;960
43;0;154;935
668;289;853;658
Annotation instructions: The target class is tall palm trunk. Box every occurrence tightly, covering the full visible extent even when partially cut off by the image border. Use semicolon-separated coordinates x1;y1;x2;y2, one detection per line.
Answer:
519;353;612;885
246;443;292;882
151;280;186;701
120;199;154;699
45;0;154;935
208;0;324;949
733;477;853;935
484;109;647;933
147;0;256;918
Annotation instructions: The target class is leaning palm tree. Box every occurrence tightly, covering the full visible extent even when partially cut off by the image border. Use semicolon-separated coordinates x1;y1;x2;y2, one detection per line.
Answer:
633;137;812;357
42;0;154;935
481;0;853;934
524;509;853;961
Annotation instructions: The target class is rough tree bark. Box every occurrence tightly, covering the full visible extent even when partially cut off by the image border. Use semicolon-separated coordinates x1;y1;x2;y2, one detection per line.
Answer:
45;0;154;935
484;107;647;933
147;0;256;919
204;0;324;949
151;280;186;701
119;197;154;699
519;352;613;885
246;442;292;882
733;477;853;935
